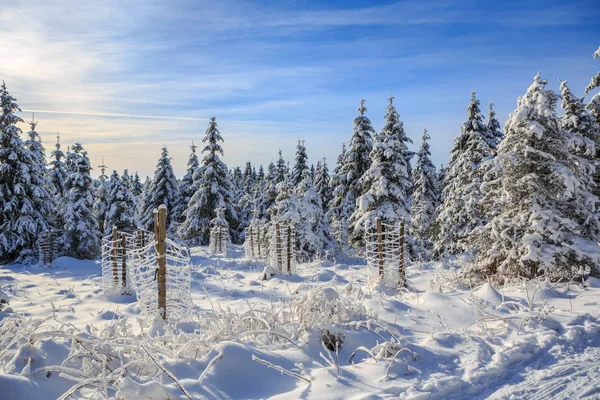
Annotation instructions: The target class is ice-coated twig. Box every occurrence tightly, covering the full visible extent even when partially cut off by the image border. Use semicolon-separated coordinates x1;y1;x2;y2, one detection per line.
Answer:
251;355;311;383
141;344;193;400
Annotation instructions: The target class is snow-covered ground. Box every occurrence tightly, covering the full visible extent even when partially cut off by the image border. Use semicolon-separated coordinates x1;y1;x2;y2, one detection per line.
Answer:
1;246;600;399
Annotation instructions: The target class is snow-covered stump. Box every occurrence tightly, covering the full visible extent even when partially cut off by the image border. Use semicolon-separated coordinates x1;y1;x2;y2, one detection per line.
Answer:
365;218;406;291
269;222;297;275
129;206;194;323
244;225;264;260
38;229;57;266
101;227;133;294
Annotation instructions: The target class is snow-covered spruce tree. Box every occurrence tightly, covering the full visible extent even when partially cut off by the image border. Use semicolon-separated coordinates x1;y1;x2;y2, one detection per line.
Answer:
131;172;143;197
433;92;495;257
140;147;180;232
181;117;237;244
275;149;288;184
329;100;375;246
584;45;600;104
559;79;600;244
63;149;100;259
411;129;439;257
486;103;504;152
349;96;411;248
257;165;265;182
255;162;278;221
0;85;54;263
291;141;309;186
326;143;350;246
314;158;332;211
65;143;84;188
236;162;257;241
93;172;111;234
295;170;329;259
104;170;138;234
49;133;67;198
24;115;55;219
178;142;200;223
469;73;600;280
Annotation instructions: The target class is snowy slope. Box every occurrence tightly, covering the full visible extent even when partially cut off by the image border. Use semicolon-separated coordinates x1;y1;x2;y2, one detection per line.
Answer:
0;246;599;399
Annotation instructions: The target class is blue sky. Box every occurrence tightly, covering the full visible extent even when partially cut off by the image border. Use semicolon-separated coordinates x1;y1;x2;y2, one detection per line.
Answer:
1;0;599;177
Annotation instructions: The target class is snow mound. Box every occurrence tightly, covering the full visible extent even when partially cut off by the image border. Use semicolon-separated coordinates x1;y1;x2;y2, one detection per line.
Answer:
473;283;503;305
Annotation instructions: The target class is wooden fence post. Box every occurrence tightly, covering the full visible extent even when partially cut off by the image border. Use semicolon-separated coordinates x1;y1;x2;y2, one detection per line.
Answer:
398;219;405;290
275;222;282;272
156;206;167;320
377;218;384;280
112;227;118;286
121;233;127;289
287;225;292;274
249;226;255;258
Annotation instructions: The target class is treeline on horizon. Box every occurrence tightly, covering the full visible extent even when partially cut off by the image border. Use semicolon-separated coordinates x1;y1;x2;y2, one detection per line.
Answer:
1;45;600;283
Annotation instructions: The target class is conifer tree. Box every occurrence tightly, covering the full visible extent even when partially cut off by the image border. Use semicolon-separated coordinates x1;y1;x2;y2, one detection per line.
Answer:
181;117;237;244
63;149;100;259
275;150;287;184
0;84;54;262
179;142;200;222
326;143;349;246
314;158;332;210
434;92;495;256
256;162;278;221
93;162;111;235
104;170;137;233
140;147;180;231
486;103;504;152
411;129;439;256
559;79;600;243
291;140;309;186
295;171;328;258
349;96;411;247
132;172;143;197
561;80;600;196
24;115;55;222
469;73;600;279
257;165;265;182
49;133;67;198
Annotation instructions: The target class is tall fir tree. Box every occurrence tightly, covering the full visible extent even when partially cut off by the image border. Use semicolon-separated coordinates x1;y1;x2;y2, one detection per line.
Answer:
140;147;180;231
49;133;67;198
326;143;349;246
469;73;600;280
181;117;237;244
104;170;137;233
560;80;600;197
291;140;309;186
314;157;332;211
349;96;411;248
434;92;495;257
275;149;287;184
0;84;54;262
486;103;504;152
295;171;329;258
255;162;278;221
178;141;200;223
411;129;439;257
63;149;100;259
584;45;600;118
131;172;143;197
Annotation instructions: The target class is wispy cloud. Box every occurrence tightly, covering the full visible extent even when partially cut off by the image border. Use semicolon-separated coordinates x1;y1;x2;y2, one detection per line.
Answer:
1;0;598;176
